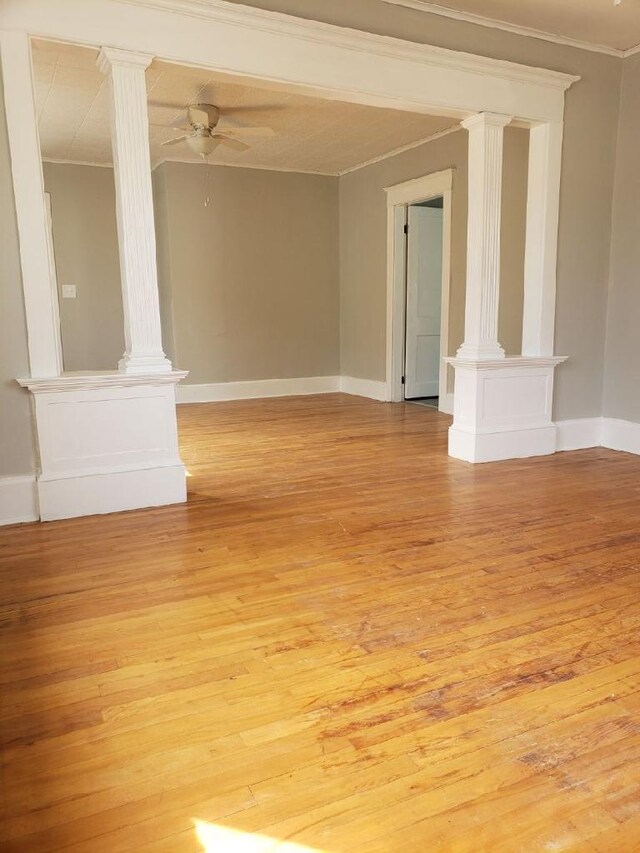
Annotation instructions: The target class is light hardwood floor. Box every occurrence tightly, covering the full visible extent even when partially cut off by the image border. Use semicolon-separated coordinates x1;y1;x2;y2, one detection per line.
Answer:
2;394;640;852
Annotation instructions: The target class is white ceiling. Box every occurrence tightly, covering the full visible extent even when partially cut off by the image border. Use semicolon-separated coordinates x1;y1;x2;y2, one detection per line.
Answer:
384;0;640;53
31;39;458;176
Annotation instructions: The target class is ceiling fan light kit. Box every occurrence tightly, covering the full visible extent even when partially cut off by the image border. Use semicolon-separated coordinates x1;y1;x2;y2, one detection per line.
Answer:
160;102;274;158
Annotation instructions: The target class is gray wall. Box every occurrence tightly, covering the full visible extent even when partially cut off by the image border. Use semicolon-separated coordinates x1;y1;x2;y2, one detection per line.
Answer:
0;64;36;477
154;162;340;384
339;126;529;387
603;53;640;424
226;0;623;420
43;162;124;371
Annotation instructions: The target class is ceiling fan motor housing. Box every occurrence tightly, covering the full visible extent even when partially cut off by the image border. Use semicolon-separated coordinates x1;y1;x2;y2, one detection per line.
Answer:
188;104;220;129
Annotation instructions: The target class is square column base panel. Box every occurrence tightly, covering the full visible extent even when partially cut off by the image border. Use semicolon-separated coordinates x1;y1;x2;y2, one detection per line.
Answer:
19;370;188;521
445;356;566;464
449;424;557;463
38;463;186;522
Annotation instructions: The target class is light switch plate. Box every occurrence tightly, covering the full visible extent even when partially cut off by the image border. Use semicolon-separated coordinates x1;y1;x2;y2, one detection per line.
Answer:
62;285;77;299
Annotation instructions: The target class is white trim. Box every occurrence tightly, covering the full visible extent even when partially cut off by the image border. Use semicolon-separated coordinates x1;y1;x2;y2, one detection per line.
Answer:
337;125;461;177
385;169;454;409
42;157;114;169
19;369;188;393
0;476;38;526
339;376;388;401
380;0;626;58
602;418;640;455
177;376;341;403
441;391;454;415
38;463;186;521
2;2;578;127
555;418;603;451
153;155;335;177
555;417;640;455
624;44;640;58
446;355;567;370
175;376;391;404
108;0;578;92
449;424;557;463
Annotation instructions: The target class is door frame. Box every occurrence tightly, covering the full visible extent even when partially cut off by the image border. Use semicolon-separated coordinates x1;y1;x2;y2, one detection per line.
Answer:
385;169;454;412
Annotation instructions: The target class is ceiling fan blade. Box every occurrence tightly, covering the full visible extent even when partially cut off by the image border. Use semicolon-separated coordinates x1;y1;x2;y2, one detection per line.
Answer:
220;104;286;115
215;135;250;152
216;126;275;138
161;135;192;147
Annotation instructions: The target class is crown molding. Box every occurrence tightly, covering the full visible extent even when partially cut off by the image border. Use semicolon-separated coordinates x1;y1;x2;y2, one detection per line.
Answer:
114;0;578;91
151;154;336;176
623;43;640;58
381;0;628;58
338;124;461;176
42;157;113;169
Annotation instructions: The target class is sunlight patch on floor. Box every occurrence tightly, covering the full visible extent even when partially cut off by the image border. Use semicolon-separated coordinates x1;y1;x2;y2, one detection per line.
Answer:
194;819;325;852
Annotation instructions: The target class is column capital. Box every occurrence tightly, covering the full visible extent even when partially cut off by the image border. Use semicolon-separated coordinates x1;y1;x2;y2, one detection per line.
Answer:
461;112;513;132
97;47;154;75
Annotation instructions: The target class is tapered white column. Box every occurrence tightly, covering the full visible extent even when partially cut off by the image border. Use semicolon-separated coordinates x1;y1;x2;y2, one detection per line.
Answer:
522;120;563;357
98;47;171;374
457;112;512;360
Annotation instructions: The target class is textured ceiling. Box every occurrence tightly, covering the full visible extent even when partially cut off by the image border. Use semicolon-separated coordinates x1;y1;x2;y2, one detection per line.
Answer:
32;39;458;175
384;0;640;52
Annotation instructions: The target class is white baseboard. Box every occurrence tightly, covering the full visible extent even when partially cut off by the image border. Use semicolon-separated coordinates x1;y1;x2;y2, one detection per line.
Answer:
0;475;38;526
439;392;455;415
555;418;603;451
602;417;640;455
339;376;388;401
177;375;341;403
37;463;186;522
449;424;557;463
555;417;640;456
177;375;391;404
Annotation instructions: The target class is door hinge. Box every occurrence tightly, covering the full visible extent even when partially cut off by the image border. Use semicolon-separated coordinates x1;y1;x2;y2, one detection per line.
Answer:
401;375;406;385
403;223;409;235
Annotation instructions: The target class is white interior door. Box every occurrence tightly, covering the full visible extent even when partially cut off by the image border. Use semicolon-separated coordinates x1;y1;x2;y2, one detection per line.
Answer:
404;205;443;400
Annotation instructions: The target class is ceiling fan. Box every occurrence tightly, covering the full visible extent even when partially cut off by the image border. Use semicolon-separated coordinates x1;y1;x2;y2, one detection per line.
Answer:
160;103;275;157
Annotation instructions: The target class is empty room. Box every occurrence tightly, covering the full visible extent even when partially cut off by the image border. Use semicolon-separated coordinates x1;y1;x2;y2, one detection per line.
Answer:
1;0;639;851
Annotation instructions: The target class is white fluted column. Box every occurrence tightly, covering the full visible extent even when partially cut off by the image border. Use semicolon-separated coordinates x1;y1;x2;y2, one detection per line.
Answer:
522;120;564;357
0;31;63;378
97;47;171;374
457;112;512;360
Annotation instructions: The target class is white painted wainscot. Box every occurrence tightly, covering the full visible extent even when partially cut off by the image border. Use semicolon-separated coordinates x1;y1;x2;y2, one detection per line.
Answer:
446;356;567;462
18;371;188;521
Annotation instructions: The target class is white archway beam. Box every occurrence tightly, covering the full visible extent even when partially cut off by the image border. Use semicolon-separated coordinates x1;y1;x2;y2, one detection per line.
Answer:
1;0;577;123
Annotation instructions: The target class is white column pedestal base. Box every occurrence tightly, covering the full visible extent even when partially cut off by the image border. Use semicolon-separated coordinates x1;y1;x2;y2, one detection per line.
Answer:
446;356;567;463
19;371;188;521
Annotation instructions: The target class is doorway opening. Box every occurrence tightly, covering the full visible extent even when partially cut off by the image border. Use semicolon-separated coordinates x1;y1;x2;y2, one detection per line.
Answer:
385;169;453;412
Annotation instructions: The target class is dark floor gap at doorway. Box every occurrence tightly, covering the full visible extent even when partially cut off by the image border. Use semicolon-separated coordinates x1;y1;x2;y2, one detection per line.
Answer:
406;396;439;409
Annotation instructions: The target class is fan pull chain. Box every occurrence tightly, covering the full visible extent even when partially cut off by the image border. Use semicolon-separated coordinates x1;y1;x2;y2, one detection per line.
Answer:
202;153;213;207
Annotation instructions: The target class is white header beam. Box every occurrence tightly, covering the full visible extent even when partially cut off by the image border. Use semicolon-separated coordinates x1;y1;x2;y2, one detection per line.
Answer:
0;0;576;123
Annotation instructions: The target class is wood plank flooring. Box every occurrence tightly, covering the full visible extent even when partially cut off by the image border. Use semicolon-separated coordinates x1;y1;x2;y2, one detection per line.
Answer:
1;393;640;852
